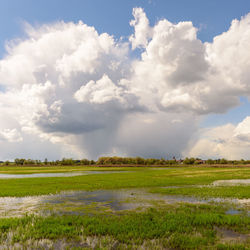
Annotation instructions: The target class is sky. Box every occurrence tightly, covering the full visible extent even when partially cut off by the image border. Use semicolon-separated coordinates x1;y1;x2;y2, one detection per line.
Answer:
0;0;250;160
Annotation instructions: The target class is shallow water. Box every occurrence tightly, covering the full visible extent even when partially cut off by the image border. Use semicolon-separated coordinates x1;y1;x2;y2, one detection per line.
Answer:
225;209;241;215
213;179;250;186
0;171;129;179
0;189;249;217
0;196;43;217
215;226;250;242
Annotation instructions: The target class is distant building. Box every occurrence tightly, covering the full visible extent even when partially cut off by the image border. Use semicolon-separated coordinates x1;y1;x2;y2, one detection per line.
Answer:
176;159;183;164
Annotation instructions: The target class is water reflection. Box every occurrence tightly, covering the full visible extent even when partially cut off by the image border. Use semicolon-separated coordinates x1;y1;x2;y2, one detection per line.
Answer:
213;179;250;186
0;171;129;179
0;189;249;218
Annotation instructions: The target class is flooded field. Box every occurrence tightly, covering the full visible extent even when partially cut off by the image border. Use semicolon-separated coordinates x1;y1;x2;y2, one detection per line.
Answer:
0;166;249;249
0;188;249;217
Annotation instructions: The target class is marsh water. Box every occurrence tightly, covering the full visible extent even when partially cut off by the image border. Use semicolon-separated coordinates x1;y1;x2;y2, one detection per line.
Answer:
0;170;130;179
0;168;249;217
1;188;249;217
212;179;250;186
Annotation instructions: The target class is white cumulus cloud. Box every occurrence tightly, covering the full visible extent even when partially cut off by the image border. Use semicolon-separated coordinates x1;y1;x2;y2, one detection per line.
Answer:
0;8;250;160
0;129;22;142
186;116;250;160
129;7;153;49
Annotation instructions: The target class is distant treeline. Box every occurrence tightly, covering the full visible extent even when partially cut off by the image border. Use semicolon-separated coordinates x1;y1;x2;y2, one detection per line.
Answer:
1;157;250;166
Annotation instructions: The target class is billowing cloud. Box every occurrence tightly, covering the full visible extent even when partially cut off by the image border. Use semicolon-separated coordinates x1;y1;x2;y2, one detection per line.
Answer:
129;11;250;114
186;116;250;160
0;129;22;142
234;116;250;141
129;7;152;49
0;8;250;160
74;74;139;109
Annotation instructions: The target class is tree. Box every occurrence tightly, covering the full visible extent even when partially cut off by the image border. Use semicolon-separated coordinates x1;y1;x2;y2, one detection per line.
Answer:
206;159;214;165
219;158;228;164
15;158;25;165
183;157;195;165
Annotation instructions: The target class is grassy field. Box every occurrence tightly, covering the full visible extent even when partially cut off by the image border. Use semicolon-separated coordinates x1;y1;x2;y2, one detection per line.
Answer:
0;165;249;249
0;166;249;197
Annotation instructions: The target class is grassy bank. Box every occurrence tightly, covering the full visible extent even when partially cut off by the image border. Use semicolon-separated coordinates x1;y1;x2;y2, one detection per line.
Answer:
150;185;250;199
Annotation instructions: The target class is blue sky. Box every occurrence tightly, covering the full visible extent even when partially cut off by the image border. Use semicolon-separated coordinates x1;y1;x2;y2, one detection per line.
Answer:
0;0;250;160
201;97;250;128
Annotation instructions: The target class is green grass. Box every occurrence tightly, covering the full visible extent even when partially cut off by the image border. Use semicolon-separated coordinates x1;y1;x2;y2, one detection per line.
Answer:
0;166;249;197
150;185;250;199
0;166;249;249
0;204;249;249
0;165;131;174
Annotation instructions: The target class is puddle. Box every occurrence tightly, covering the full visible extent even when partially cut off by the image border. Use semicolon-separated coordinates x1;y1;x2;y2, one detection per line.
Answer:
0;196;43;217
215;226;249;243
42;190;144;213
225;209;242;215
213;179;250;186
0;189;249;218
0;171;130;179
0;190;147;217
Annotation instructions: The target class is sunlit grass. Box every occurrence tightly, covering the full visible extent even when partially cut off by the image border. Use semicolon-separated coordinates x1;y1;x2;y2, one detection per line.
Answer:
0;166;249;197
151;185;250;199
0;204;249;249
